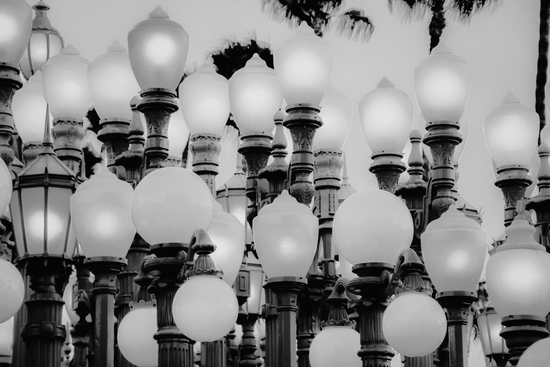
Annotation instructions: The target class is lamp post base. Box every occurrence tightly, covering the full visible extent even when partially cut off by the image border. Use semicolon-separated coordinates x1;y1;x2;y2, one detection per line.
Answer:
500;314;549;366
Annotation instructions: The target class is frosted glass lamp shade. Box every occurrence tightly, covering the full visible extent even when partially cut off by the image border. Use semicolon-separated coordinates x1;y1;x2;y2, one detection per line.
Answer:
314;84;352;151
253;190;319;278
483;92;539;168
167;106;190;157
477;308;508;357
71;168;135;258
132;167;214;245
0;259;25;324
309;327;361;367
413;43;471;123
0;0;32;66
383;292;447;357
274;22;334;106
421;206;487;293
207;203;246;286
88;40;140;122
486;215;550;317
118;305;158;367
42;45;91;121
333;189;413;265
128;6;189;91
0;317;14;357
518;338;550;367
229;54;283;135
173;276;238;342
12;71;49;143
358;77;413;154
179;62;230;135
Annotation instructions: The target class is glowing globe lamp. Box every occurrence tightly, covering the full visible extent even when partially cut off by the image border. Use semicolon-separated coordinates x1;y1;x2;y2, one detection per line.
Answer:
0;259;25;324
229;54;283;136
167;104;190;158
486;214;550;318
0;317;14;359
274;22;334;106
132;167;214;245
253;190;319;278
413;43;471;123
518;338;550;367
314;84;352;151
483;92;539;168
310;327;361;367
477;308;508;359
383;292;447;357
421;206;487;293
0;0;32;67
333;189;413;265
118;304;158;367
12;71;49;144
128;6;189;91
173;275;238;342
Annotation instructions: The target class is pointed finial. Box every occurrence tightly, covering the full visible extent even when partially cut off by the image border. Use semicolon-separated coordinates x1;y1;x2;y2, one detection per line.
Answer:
41;105;54;153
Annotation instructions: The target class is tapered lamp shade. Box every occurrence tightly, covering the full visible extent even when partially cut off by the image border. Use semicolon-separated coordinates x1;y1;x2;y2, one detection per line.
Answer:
477;308;508;357
216;167;247;227
0;259;25;324
333;189;413;265
128;6;188;91
421;206;487;293
229;54;283;136
483;92;539;168
179;62;230;136
309;327;361;367
0;0;32;66
314;84;352;151
173;276;239;342
118;305;158;367
208;203;245;286
486;215;550;317
132;167;214;245
167;106;190;157
413;43;471;123
253;190;319;278
42;45;91;121
70;167;135;258
518;338;550;367
274;22;334;106
358;77;413;154
12;71;48;143
383;292;447;357
88;40;140;122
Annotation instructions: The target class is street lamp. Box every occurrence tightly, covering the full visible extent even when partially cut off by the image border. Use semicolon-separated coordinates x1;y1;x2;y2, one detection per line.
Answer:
477;307;509;367
0;260;24;324
517;338;550;367
117;303;158;367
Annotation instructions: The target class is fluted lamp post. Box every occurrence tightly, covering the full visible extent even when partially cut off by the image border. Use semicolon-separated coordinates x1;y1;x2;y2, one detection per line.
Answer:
477;307;509;367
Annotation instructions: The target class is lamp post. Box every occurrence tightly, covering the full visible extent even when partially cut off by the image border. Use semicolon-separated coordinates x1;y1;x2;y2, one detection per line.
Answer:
477;307;509;367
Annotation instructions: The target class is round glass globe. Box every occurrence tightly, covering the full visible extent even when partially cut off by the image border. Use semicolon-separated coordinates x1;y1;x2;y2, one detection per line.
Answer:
12;71;49;143
383;292;447;357
333;189;413;265
118;305;158;367
518;337;550;367
0;0;32;66
309;327;361;367
0;259;25;324
132;167;214;245
173;276;238;342
0;317;13;357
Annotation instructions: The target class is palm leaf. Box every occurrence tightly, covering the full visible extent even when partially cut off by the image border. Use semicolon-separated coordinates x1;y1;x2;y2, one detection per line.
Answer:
332;8;375;43
446;0;502;23
388;0;430;22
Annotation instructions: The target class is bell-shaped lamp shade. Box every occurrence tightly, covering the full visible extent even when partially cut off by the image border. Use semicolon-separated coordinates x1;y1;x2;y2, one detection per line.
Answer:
383;292;447;357
207;203;246;286
483;92;539;168
518;337;550;367
274;22;334;106
229;54;283;136
179;62;230;136
127;6;189;91
333;189;413;265
118;305;158;367
421;206;487;293
477;308;508;358
413;43;471;123
486;215;550;317
0;317;13;358
0;259;25;324
70;167;135;258
173;276;239;342
0;0;32;66
42;45;91;121
167;105;190;158
132;167;214;245
253;190;319;278
12;71;49;143
309;327;361;367
314;84;352;151
358;77;413;154
88;40;140;122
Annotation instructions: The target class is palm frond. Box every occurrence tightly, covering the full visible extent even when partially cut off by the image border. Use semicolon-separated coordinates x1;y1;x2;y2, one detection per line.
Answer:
388;0;430;22
446;0;502;23
333;8;375;43
210;37;274;80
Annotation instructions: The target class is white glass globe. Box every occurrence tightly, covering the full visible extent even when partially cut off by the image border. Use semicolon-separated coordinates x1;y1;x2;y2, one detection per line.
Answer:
315;84;352;151
12;71;49;143
0;259;25;324
518;337;550;367
0;317;13;357
132;167;214;245
173;276;238;342
383;292;447;357
0;0;32;66
118;305;158;367
333;189;413;265
309;327;361;367
167;105;190;158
